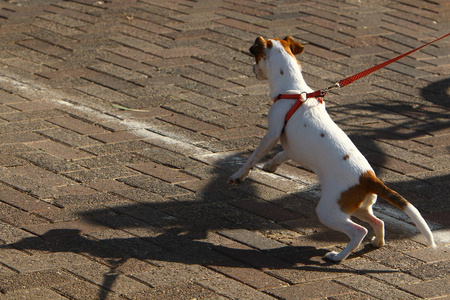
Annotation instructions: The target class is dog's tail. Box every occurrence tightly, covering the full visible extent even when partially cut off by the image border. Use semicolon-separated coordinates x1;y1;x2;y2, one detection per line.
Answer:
368;174;436;248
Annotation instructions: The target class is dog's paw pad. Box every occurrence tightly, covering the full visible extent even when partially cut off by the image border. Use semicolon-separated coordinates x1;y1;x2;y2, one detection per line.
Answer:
325;251;342;262
370;237;384;248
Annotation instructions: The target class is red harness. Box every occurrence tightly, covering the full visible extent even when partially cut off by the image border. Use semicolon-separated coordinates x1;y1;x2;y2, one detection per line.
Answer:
273;90;325;124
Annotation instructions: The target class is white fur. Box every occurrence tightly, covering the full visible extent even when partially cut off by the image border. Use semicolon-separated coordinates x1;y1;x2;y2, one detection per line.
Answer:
229;39;435;261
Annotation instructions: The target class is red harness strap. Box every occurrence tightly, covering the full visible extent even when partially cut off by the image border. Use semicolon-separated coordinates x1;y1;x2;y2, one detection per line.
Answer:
273;92;324;123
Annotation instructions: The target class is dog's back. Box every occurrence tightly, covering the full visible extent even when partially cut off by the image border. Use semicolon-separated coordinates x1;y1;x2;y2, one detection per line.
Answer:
281;99;371;183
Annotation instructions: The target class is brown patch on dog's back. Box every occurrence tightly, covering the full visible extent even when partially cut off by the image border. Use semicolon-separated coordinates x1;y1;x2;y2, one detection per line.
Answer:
343;154;350;160
338;171;409;214
280;69;284;75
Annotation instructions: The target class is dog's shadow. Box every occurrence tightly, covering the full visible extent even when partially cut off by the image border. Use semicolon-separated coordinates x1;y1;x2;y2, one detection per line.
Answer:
5;79;448;299
5;154;392;299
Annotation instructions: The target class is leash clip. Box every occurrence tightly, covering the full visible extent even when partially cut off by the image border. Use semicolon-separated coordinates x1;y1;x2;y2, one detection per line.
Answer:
325;82;341;91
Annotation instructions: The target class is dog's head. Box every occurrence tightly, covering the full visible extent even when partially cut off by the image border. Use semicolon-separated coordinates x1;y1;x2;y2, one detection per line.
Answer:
249;36;305;80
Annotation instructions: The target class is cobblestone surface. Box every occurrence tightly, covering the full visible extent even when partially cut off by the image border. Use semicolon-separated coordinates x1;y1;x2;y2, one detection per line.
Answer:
0;0;449;299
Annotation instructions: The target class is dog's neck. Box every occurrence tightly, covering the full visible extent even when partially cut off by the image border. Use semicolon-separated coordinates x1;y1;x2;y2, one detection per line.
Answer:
267;43;314;100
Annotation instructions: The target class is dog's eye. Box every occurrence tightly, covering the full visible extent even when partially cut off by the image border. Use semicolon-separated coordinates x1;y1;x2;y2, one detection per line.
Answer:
249;45;257;56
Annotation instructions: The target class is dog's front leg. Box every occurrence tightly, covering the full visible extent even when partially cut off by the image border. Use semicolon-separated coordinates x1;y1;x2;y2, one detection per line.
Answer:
228;105;287;185
228;131;280;184
263;150;289;173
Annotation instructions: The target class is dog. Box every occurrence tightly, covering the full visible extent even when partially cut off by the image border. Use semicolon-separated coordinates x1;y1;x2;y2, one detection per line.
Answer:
228;36;436;262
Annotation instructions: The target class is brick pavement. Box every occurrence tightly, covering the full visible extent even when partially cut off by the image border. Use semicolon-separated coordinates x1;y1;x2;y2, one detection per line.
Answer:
0;0;449;299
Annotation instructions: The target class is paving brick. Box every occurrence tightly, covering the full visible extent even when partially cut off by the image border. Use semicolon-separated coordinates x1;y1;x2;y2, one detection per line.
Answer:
0;119;54;135
53;279;123;300
53;192;125;208
47;115;109;135
0;270;74;293
157;113;222;132
197;275;276;300
81;140;152;155
82;72;143;91
335;275;421;299
0;251;91;273
88;62;148;81
210;263;287;290
0;287;67;300
20;152;83;173
405;246;450;263
76;153;151;170
38;128;102;148
407;260;450;281
215;18;267;33
63;165;138;182
95;51;149;71
0;108;65;122
44;5;99;23
0;188;55;212
17;39;70;58
218;228;285;250
128;162;199;183
162;100;226;120
305;44;348;60
56;184;98;196
118;175;190;197
401;275;450;299
266;280;354;300
106;44;158;62
1;57;56;74
8;165;73;186
27;140;93;160
205;125;266;140
0;91;26;105
23;220;108;238
342;257;422;287
0;154;27;167
64;260;152;296
0;132;46;144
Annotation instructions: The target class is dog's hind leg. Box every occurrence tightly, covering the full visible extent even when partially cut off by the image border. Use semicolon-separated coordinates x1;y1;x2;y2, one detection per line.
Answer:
324;218;368;262
263;151;289;173
317;202;368;262
352;195;385;248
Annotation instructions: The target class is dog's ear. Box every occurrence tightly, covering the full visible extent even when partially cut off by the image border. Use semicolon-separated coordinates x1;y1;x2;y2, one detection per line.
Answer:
249;36;266;57
284;36;304;55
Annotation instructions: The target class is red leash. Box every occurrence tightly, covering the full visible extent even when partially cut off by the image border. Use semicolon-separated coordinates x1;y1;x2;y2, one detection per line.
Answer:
275;32;450;124
336;31;450;89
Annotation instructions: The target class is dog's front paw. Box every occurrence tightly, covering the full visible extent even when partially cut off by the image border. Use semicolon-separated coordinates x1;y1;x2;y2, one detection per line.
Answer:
324;251;343;262
262;161;278;173
370;236;385;248
227;175;243;185
227;170;249;185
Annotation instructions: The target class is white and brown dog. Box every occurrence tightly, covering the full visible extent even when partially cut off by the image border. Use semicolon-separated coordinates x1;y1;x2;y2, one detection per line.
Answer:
228;36;436;262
